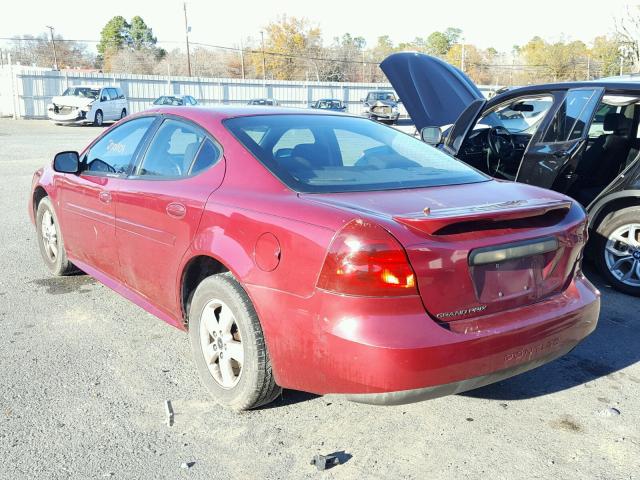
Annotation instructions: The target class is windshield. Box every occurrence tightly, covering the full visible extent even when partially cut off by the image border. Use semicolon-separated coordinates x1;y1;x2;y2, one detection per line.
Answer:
224;114;488;193
317;100;341;109
62;87;99;100
478;96;553;134
368;92;397;102
154;96;184;106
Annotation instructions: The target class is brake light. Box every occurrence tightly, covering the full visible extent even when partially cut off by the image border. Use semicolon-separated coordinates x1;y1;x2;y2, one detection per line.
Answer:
317;219;417;296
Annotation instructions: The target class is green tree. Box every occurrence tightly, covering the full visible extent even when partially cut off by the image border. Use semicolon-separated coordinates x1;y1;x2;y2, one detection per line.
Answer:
425;27;462;57
97;16;129;57
129;15;157;50
591;36;622;78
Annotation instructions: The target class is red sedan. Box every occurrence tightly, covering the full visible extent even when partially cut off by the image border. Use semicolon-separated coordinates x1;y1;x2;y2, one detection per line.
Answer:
29;107;600;410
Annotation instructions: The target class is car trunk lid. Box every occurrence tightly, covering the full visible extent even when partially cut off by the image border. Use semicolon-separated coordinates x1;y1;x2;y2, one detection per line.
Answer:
303;182;587;323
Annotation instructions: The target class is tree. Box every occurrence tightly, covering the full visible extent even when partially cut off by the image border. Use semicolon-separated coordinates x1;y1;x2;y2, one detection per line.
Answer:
425;27;462;57
97;15;164;72
8;33;94;69
97;16;130;57
591;36;622;78
253;16;323;80
615;4;640;73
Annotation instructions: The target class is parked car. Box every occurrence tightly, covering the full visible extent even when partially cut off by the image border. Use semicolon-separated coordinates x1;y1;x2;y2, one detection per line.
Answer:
383;52;640;296
47;85;128;126
362;90;400;123
153;95;198;106
30;106;600;410
309;98;346;111
247;98;279;106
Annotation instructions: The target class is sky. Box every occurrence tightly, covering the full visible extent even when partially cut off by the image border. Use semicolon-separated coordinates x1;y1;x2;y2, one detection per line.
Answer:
0;0;636;52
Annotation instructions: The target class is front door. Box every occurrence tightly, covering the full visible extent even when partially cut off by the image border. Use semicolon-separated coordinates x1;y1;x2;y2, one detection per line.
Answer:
114;117;225;316
517;87;604;191
56;116;156;279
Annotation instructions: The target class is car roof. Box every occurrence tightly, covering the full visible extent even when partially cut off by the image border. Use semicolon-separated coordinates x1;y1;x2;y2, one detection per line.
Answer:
503;80;640;96
141;105;355;121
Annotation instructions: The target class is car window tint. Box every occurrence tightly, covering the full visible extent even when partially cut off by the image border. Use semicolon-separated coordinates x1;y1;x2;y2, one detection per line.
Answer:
190;139;221;175
84;117;155;175
138;119;205;177
225;114;488;193
544;89;597;142
272;128;315;156
335;129;384;166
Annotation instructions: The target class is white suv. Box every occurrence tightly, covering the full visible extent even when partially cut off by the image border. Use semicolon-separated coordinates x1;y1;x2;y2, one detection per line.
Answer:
47;85;128;126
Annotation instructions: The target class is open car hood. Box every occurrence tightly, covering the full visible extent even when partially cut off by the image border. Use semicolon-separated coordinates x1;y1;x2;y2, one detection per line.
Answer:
380;52;483;130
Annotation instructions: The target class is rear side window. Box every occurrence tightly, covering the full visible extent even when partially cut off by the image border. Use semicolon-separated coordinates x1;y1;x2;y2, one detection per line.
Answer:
138;119;205;177
224;114;487;193
190;139;221;175
84;117;155;175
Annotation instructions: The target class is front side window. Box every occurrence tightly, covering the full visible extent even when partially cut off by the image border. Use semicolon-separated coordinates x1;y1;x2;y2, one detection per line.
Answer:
107;88;118;101
138;119;205;177
478;96;554;134
225;114;487;193
84;117;155;175
543;89;598;143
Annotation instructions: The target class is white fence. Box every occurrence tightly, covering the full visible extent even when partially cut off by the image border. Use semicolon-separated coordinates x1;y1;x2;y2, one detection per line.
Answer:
0;65;396;119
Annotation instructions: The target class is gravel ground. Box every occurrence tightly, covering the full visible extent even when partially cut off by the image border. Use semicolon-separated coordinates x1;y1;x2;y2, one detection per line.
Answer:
0;118;638;480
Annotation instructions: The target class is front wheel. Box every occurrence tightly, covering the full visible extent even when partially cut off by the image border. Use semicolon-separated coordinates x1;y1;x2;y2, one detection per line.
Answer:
36;197;75;276
593;207;640;296
188;273;281;410
120;108;127;119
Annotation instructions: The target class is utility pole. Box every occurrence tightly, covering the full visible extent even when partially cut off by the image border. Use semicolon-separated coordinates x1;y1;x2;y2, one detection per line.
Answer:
362;50;365;82
586;55;590;80
260;30;266;81
460;39;465;73
183;2;192;76
45;25;58;70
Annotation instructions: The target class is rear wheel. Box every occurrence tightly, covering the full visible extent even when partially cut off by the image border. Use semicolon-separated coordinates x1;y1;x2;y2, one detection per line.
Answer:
593;207;640;296
188;273;281;410
36;197;74;276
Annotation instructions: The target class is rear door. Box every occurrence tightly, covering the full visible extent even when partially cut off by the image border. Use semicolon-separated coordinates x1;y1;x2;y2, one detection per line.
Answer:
517;87;604;191
114;117;225;315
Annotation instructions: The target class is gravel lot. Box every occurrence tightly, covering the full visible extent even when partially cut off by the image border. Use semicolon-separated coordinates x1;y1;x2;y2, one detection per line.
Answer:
0;118;638;480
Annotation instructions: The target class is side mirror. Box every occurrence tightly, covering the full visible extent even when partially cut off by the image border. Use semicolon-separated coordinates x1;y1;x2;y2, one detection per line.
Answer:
53;151;80;174
420;126;443;145
360;98;364;103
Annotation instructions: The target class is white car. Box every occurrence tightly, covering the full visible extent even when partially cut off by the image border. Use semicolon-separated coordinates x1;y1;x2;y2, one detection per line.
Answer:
47;85;128;126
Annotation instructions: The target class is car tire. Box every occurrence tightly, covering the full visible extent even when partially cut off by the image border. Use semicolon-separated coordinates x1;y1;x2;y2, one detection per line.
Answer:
188;272;281;410
120;109;127;119
36;197;75;276
592;206;640;296
94;110;103;127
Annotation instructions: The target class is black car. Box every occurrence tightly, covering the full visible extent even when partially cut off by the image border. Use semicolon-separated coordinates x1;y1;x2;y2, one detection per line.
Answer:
383;52;640;296
362;91;400;123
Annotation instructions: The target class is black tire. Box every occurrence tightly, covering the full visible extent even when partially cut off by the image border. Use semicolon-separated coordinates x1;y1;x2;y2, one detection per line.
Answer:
592;206;640;296
188;272;281;410
94;110;103;126
35;197;75;276
120;108;127;119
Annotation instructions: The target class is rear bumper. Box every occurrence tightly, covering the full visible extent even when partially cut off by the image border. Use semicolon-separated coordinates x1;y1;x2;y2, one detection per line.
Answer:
248;274;599;402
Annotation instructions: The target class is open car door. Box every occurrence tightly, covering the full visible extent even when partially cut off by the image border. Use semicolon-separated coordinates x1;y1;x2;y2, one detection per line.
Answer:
381;52;484;131
516;87;604;191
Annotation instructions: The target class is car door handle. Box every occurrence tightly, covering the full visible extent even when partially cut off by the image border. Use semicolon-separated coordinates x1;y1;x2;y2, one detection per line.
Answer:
166;202;186;219
98;191;112;204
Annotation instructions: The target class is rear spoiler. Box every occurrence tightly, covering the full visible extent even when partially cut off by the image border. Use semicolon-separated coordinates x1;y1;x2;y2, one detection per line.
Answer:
393;198;572;236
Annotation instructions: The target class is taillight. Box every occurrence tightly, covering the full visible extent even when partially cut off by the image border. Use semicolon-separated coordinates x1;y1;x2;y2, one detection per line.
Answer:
317;219;417;296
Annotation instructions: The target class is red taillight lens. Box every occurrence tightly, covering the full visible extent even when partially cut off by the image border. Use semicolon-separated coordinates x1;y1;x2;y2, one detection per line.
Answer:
317;219;418;296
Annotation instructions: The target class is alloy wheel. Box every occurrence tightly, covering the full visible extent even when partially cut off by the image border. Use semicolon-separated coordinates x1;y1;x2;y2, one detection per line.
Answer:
199;298;244;389
40;209;58;262
604;223;640;287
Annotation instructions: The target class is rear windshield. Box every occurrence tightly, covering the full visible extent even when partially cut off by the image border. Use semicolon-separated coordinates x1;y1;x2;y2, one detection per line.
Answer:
224;114;488;193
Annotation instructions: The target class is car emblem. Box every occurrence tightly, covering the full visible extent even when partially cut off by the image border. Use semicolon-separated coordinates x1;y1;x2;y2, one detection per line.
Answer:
435;305;487;319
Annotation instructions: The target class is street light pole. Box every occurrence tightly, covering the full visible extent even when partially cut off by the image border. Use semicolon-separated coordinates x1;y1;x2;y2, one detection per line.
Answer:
183;2;192;76
460;37;466;73
45;25;58;70
260;31;266;81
